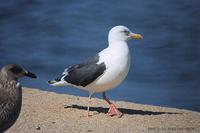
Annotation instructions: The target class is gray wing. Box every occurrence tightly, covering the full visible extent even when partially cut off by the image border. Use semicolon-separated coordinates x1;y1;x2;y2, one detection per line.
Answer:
63;55;106;87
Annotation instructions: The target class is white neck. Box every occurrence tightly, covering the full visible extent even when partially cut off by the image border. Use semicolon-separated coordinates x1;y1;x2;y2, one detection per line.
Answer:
98;38;130;61
108;36;128;44
108;40;129;50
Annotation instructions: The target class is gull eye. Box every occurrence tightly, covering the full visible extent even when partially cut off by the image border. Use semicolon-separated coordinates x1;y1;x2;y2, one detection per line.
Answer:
10;66;23;74
123;30;130;36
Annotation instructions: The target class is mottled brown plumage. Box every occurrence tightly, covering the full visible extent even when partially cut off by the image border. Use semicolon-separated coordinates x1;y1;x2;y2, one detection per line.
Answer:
0;64;36;132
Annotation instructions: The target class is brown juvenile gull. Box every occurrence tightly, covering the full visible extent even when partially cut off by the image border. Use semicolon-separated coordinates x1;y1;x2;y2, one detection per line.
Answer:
48;25;143;117
0;64;37;132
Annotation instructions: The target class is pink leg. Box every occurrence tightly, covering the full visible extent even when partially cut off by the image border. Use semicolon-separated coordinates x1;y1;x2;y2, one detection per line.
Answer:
86;93;93;117
102;92;123;117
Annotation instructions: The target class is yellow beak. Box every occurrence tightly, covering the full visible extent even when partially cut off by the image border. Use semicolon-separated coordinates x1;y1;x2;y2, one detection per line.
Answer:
131;33;143;39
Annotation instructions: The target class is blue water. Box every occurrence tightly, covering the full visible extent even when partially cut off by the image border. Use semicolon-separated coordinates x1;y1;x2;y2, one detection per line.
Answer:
0;0;200;111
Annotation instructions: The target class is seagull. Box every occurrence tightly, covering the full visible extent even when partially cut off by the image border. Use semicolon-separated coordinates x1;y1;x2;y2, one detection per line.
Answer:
48;25;143;117
0;64;37;132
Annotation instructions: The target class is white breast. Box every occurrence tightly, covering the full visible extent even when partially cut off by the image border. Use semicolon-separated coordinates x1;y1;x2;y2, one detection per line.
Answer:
87;42;131;93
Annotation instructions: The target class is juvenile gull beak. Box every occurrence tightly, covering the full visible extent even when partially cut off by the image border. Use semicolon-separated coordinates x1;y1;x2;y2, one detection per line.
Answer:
24;71;37;78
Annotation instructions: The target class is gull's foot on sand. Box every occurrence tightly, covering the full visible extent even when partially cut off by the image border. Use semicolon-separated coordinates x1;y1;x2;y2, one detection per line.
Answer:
108;104;123;118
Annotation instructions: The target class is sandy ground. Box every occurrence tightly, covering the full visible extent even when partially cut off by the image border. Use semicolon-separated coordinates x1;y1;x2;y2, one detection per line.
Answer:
6;87;200;133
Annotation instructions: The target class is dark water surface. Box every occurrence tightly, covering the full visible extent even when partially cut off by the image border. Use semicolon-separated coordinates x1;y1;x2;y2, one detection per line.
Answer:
0;0;200;111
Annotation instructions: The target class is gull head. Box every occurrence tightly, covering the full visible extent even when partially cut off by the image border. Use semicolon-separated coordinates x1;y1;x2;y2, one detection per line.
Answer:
1;64;37;80
108;25;143;43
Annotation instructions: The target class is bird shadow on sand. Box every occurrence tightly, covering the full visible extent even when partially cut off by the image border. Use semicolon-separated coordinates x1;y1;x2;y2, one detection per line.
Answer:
64;105;182;115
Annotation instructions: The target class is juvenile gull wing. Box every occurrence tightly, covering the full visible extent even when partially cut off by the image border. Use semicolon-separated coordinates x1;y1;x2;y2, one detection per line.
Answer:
0;80;22;132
